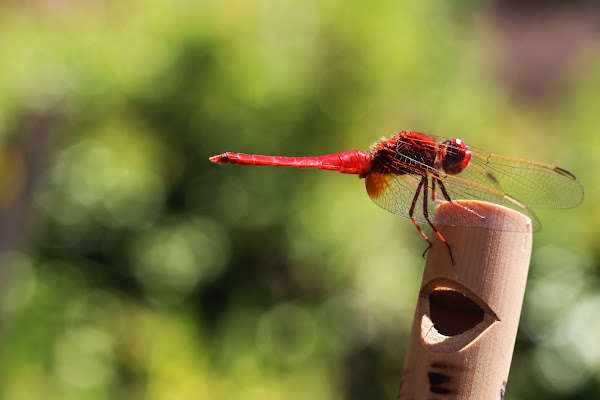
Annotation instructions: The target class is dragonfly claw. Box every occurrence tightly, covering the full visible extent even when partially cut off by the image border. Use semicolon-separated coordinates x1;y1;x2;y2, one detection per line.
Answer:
422;240;432;259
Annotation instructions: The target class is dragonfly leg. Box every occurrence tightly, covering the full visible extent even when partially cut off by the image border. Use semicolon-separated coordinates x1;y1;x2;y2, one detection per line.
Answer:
437;179;485;220
408;177;432;254
430;177;445;205
423;177;456;265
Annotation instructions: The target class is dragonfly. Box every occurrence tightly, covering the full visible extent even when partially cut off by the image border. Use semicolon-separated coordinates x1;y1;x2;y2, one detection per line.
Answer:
210;131;584;264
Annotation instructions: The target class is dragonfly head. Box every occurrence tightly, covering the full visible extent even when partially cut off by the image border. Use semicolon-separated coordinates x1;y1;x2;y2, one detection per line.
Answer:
442;138;471;175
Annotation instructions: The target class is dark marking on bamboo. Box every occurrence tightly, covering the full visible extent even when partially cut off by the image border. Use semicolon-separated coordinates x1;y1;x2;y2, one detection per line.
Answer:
426;361;461;395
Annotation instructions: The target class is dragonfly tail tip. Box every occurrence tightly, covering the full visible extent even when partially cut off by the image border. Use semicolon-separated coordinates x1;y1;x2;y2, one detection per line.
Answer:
209;154;227;164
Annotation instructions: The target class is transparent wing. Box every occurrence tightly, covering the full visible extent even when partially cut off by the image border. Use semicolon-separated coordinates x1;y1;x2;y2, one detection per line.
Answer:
422;134;583;209
365;172;542;231
366;172;434;224
432;173;542;231
461;151;584;209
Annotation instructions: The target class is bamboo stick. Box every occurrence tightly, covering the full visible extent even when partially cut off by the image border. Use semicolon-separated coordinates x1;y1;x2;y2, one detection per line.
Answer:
398;200;533;399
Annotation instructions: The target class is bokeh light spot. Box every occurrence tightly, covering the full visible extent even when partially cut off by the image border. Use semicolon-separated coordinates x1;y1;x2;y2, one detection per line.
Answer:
256;303;317;366
130;217;229;303
53;326;116;389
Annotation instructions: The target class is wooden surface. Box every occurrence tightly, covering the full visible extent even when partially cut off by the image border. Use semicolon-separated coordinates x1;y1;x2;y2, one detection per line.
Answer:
398;201;533;400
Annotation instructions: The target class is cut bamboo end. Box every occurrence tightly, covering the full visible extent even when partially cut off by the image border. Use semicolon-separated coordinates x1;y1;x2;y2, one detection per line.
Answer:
398;201;533;400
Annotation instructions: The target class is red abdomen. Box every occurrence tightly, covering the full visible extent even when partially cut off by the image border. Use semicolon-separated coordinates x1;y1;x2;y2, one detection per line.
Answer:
209;150;373;176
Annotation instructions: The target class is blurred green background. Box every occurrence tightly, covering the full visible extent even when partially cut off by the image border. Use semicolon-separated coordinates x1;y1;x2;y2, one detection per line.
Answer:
0;1;598;399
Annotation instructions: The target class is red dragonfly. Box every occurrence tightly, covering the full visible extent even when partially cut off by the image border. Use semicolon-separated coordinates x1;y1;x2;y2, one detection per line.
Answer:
210;131;583;264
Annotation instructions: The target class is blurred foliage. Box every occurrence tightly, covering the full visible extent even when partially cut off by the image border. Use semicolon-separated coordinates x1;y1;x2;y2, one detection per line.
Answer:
0;0;598;399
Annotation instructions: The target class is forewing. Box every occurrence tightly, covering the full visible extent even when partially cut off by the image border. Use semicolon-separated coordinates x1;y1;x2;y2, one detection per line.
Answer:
456;151;583;209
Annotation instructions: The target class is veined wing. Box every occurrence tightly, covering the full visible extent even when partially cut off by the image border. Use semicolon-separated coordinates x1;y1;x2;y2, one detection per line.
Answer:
418;134;583;209
365;171;542;231
460;151;583;209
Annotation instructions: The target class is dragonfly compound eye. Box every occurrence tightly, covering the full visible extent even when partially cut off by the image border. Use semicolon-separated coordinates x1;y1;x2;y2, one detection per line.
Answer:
442;138;472;175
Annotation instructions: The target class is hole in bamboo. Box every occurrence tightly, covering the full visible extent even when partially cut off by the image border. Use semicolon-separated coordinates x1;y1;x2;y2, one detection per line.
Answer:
429;289;484;336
